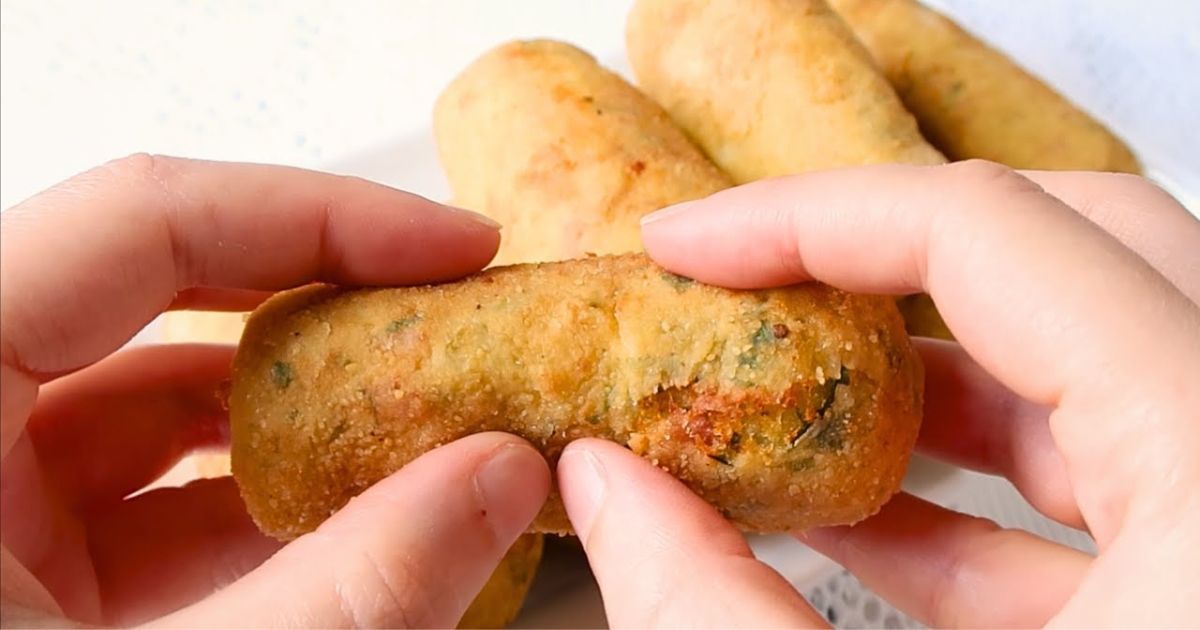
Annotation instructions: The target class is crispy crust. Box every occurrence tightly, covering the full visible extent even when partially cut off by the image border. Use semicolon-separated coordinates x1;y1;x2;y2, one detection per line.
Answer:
626;0;955;340
159;252;541;630
626;0;944;183
230;254;923;538
433;39;731;265
828;0;1140;172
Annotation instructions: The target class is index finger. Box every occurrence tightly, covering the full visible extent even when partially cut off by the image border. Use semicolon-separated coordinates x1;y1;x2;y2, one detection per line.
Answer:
0;154;500;454
0;154;499;376
641;161;1200;544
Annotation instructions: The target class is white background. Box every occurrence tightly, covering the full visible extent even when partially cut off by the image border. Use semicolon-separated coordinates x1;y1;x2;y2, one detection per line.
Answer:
2;0;1198;210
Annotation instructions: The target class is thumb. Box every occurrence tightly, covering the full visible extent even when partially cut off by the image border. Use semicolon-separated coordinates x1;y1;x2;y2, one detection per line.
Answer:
156;432;550;628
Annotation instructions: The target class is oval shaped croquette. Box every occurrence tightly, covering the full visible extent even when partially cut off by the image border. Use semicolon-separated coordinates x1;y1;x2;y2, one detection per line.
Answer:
230;254;923;539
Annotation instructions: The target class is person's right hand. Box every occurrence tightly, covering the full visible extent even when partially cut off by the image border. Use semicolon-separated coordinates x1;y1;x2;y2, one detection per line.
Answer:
555;161;1200;627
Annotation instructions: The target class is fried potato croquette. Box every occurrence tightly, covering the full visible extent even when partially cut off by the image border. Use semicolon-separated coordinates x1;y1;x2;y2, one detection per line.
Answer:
625;0;944;183
161;316;542;630
828;0;1140;172
626;0;952;339
434;39;731;264
230;254;923;539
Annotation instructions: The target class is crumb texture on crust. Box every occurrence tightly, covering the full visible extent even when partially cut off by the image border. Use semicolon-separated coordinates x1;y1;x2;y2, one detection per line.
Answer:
626;0;944;183
627;0;958;339
827;0;1140;173
434;39;731;265
231;254;923;539
164;307;546;626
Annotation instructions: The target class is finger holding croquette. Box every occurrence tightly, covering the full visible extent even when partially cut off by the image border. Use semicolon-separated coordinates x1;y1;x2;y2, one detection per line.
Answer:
219;5;1143;612
628;0;962;340
230;255;923;539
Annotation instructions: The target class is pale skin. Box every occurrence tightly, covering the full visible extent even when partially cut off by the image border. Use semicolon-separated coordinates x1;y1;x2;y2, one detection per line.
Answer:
2;156;1198;628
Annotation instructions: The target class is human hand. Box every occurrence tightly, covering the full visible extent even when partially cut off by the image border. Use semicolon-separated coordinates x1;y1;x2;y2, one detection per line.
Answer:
554;161;1200;627
0;155;551;627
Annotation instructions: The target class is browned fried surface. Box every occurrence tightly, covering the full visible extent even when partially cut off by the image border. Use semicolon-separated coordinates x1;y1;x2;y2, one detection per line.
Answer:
231;254;922;539
434;39;731;265
828;0;1140;172
626;0;944;183
627;0;957;339
161;257;541;630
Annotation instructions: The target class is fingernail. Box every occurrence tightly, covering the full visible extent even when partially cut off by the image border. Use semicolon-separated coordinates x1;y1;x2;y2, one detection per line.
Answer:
445;204;503;230
475;443;548;540
640;200;697;226
557;447;607;543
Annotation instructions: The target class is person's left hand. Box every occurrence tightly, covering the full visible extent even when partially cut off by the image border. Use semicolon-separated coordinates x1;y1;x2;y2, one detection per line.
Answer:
0;155;551;627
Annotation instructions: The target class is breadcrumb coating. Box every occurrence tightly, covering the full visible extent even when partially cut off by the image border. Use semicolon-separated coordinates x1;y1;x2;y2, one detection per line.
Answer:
230;254;922;539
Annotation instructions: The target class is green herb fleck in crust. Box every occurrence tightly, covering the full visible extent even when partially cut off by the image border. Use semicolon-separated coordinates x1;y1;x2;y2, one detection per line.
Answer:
661;271;694;291
386;315;421;332
271;361;294;390
752;321;775;346
741;321;784;367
